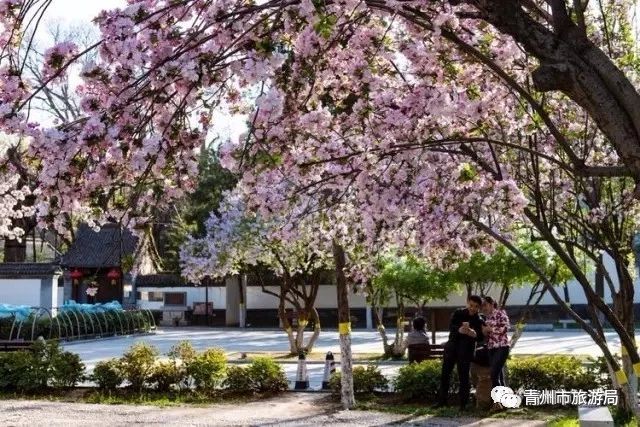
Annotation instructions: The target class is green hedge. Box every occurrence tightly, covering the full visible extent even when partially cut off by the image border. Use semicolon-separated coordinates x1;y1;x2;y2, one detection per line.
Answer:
0;341;85;392
507;355;603;391
393;360;456;400
329;365;389;395
223;357;288;394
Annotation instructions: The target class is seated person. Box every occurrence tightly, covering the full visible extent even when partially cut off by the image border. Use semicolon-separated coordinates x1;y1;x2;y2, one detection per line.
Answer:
406;316;430;346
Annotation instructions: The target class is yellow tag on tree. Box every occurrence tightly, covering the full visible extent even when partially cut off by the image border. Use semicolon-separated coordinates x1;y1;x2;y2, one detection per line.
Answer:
616;370;628;385
633;363;640;377
339;322;351;335
621;345;629;356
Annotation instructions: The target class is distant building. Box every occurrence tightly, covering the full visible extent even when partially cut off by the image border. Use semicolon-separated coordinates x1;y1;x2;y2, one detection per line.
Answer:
58;223;162;306
0;263;62;310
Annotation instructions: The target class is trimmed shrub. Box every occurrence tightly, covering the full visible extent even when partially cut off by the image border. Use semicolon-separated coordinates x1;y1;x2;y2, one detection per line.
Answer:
168;341;197;364
0;351;34;391
329;365;389;395
50;351;85;388
92;359;123;392
0;341;85;391
394;360;456;401
223;365;253;394
168;341;197;390
247;357;288;393
150;361;184;392
223;358;288;394
120;343;159;391
508;355;600;391
187;348;226;391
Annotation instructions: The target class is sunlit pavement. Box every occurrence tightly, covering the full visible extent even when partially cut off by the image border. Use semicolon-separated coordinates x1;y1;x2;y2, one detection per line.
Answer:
62;327;624;389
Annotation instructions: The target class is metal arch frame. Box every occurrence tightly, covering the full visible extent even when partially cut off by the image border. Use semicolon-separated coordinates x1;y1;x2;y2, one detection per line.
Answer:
4;305;155;342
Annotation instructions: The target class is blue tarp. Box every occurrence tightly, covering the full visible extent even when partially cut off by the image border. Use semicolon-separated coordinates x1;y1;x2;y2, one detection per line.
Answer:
0;304;32;321
61;301;124;313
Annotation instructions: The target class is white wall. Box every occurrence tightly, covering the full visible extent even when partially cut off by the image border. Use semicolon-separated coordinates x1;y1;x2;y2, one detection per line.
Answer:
0;279;42;306
137;287;226;310
137;250;640;312
246;285;368;309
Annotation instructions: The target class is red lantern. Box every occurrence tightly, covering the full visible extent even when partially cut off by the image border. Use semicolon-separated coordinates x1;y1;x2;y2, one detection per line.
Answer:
107;268;121;285
70;269;83;286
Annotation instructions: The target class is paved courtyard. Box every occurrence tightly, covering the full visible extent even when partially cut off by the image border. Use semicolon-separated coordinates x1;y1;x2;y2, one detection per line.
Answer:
62;327;623;389
0;393;545;426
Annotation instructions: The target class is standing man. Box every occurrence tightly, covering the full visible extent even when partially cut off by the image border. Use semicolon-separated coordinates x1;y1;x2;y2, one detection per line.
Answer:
437;295;485;410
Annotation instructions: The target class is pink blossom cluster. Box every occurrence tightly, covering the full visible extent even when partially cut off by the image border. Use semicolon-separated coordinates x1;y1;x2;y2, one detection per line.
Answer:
0;0;633;272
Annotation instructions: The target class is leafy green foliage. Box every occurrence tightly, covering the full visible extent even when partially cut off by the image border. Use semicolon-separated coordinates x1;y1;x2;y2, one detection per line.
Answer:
246;357;288;393
91;359;123;392
508;355;602;391
161;145;237;271
186;348;227;391
120;343;159;392
0;341;85;391
329;365;389;395
50;351;85;388
447;241;573;305
223;365;254;394
393;360;457;401
150;361;184;392
372;254;458;309
223;358;288;394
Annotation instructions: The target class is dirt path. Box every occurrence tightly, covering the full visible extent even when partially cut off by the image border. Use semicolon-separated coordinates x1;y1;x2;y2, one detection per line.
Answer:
0;393;546;426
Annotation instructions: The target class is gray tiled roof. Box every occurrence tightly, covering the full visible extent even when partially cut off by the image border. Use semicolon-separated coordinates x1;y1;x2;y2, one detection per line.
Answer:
136;273;224;287
0;262;62;277
59;223;137;268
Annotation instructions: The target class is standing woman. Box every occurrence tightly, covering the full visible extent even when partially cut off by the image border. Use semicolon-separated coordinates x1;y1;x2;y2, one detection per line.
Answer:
481;296;510;388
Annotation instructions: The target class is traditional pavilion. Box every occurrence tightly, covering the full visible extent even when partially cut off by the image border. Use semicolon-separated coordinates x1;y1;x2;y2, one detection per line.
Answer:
59;223;162;306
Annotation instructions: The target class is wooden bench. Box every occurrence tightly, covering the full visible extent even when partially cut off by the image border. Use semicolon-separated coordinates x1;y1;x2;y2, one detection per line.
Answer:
408;343;445;363
0;340;33;352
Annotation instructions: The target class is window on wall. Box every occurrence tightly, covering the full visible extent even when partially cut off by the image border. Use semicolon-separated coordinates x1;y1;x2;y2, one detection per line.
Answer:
148;292;164;302
164;292;186;306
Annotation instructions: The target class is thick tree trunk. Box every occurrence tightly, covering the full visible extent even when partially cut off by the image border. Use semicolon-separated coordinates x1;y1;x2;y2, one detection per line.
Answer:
444;1;640;176
332;241;355;409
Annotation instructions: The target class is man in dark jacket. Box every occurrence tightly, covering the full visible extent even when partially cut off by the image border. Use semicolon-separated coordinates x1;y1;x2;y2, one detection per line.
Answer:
437;295;485;410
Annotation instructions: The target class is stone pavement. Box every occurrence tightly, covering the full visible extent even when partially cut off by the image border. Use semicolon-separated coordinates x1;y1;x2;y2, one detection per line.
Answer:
0;393;546;426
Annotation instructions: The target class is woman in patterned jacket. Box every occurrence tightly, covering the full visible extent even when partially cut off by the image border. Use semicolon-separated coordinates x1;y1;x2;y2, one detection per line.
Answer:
481;296;511;388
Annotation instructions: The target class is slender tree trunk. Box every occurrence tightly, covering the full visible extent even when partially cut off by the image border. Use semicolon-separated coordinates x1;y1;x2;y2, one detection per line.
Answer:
332;241;355;409
372;300;396;357
278;297;298;354
392;297;406;358
304;307;321;352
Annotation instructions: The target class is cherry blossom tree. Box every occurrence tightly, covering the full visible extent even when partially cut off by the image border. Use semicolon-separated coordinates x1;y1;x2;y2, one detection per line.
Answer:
3;0;640;413
180;192;334;354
